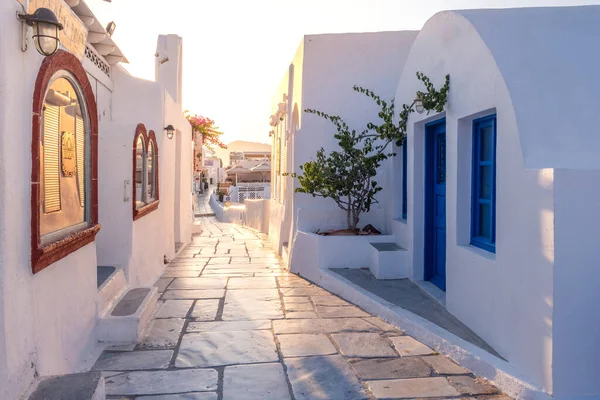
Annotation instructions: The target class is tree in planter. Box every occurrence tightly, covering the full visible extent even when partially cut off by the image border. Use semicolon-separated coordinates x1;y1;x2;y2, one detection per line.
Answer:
291;72;450;232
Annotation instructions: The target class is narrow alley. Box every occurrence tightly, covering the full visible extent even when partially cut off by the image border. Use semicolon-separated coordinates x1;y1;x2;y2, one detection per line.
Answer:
93;209;508;399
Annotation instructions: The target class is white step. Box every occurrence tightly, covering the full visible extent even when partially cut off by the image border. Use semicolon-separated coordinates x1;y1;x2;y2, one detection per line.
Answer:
96;267;127;318
96;287;159;344
28;371;105;400
369;242;409;279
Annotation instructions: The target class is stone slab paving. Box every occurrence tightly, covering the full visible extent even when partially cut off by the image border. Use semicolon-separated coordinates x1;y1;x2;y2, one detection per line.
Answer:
95;217;509;399
223;363;291;399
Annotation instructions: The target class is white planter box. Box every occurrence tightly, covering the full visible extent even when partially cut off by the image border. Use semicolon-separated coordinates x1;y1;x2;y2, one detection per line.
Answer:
290;230;407;281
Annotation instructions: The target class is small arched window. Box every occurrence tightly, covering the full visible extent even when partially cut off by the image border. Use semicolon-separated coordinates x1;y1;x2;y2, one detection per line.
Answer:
132;124;159;220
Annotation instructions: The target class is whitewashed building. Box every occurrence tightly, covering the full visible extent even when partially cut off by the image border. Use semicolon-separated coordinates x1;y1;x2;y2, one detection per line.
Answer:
0;0;193;398
278;6;600;400
268;31;418;257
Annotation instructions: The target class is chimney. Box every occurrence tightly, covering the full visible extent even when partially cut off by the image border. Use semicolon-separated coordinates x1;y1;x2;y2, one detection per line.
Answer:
155;34;183;110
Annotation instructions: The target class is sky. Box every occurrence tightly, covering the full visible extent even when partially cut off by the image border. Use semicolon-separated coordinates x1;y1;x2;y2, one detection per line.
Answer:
87;0;599;145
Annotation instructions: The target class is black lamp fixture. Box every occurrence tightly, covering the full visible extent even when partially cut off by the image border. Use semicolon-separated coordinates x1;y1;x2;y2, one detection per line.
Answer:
18;8;63;56
164;125;175;139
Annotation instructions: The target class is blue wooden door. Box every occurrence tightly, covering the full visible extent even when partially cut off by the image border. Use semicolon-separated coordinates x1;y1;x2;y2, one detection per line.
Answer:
425;120;446;291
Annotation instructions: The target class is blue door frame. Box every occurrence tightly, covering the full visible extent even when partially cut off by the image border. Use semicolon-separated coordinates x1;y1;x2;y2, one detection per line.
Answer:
424;119;446;291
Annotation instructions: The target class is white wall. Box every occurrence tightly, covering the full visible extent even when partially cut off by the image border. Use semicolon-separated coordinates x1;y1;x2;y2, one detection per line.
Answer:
0;3;102;398
294;31;417;236
553;169;600;398
98;55;192;287
460;6;600;170
393;11;554;392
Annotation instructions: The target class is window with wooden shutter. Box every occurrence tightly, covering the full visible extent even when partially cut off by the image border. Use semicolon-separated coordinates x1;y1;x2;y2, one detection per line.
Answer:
43;105;61;213
31;52;101;274
76;116;85;207
40;75;88;238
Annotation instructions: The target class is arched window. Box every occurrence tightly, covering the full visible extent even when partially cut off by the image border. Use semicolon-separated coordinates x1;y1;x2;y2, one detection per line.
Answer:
132;124;159;220
31;50;100;274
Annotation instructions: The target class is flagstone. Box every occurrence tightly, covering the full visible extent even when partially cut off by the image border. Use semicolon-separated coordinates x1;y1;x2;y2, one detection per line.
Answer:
190;299;220;320
223;363;291;400
222;290;283;320
278;334;337;357
284;302;314;312
422;355;469;375
139;319;185;349
284;355;368;400
162;290;224;300
273;318;380;334
364;316;402;332
280;287;329;296
154;278;173;293
168;278;227;290
104;369;217;396
277;277;314;287
227;277;277;289
156;300;193;318
207;257;231;264
390;336;435;356
175;330;278;367
285;311;319;319
366;377;460;398
136;393;217;400
315;305;370;318
283;296;311;304
92;350;173;371
448;376;499;395
310;295;351;306
350;357;432;380
161;270;201;278
187;320;272;332
331;332;398;357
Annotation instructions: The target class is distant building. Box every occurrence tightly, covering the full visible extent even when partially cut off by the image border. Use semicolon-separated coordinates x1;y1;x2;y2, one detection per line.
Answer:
214;140;271;168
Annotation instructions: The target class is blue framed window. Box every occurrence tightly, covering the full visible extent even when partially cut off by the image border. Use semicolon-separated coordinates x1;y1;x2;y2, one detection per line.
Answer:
471;115;497;253
402;138;407;220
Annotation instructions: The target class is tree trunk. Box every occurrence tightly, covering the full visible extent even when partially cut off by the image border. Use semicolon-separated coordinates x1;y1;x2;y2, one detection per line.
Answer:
346;196;352;230
352;209;360;232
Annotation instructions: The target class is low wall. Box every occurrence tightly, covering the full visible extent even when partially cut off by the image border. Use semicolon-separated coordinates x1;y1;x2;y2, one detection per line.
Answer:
289;230;395;278
245;199;270;233
209;195;269;233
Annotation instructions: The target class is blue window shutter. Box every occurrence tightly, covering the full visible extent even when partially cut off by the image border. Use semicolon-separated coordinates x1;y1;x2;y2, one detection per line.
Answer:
471;115;497;253
402;138;407;220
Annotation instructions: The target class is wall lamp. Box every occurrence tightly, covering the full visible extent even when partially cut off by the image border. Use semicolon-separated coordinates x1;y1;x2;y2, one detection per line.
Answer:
17;7;63;56
413;94;425;114
164;125;175;139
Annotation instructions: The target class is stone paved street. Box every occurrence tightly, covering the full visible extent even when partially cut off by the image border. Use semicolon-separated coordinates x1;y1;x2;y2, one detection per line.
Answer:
97;216;510;400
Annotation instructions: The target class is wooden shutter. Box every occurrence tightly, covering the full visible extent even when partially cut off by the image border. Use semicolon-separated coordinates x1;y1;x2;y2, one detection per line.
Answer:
43;105;61;213
76;116;85;207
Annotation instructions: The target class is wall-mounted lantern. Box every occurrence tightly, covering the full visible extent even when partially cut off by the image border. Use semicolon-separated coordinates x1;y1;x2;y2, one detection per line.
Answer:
164;125;175;139
414;94;425;114
17;7;63;56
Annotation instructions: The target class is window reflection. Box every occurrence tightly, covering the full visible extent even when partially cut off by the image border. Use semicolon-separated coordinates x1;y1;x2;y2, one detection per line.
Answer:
147;141;155;202
135;136;145;209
